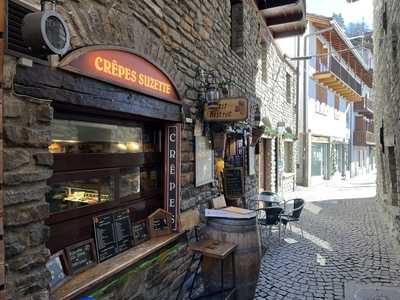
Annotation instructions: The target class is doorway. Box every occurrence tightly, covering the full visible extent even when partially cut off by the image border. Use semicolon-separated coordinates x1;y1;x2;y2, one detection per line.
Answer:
311;143;328;181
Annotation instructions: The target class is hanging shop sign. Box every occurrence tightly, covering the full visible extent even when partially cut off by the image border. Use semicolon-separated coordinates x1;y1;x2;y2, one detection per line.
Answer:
204;97;248;122
59;46;180;103
164;125;181;231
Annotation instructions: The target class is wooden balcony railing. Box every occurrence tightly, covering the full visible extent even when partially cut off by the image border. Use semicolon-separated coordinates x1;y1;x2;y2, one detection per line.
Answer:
313;55;363;102
354;97;374;117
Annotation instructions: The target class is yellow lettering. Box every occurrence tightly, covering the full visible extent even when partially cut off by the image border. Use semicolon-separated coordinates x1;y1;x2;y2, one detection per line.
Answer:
94;57;103;71
103;59;112;74
131;70;137;82
111;60;118;76
125;68;131;81
118;65;125;78
138;73;144;85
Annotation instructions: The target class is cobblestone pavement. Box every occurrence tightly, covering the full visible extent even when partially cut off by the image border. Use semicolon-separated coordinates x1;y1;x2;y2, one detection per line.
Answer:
255;178;400;299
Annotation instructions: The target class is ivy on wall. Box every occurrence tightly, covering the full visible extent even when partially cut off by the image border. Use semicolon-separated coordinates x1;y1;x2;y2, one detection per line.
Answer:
85;243;186;299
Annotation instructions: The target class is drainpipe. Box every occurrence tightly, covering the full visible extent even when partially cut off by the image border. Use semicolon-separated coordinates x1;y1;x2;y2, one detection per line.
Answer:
295;36;300;139
0;0;5;295
302;26;334;186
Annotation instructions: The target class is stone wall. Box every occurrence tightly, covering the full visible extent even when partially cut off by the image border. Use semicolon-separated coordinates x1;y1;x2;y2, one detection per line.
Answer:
373;0;400;249
3;57;52;299
82;239;191;300
2;0;297;298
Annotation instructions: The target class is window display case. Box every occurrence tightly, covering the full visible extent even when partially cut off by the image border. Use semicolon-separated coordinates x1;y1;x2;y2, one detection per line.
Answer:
46;116;164;254
47;174;116;214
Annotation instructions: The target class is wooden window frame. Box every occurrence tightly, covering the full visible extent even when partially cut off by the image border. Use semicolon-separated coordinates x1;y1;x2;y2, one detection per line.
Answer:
46;110;165;252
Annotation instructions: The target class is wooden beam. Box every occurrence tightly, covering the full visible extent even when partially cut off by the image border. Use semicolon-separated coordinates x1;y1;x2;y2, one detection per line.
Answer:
15;64;182;122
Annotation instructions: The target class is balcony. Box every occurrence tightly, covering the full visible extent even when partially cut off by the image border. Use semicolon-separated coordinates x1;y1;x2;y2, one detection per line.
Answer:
354;97;374;118
313;56;363;102
353;130;375;146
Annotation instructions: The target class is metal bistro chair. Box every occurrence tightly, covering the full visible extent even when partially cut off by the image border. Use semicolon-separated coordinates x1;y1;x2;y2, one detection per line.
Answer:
255;202;284;245
280;198;305;238
258;191;282;207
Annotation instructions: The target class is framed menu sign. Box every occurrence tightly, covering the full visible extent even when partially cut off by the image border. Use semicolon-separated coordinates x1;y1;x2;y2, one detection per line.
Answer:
93;213;119;262
65;239;97;274
195;136;214;187
46;250;70;291
133;219;149;245
223;168;244;198
114;209;133;252
93;210;134;262
148;208;173;238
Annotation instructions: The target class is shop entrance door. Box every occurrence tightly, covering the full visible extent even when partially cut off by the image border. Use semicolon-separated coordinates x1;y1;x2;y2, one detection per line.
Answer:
311;143;328;181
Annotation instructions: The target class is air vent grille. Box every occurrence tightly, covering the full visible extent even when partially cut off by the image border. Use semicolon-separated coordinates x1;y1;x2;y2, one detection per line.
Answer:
6;1;47;60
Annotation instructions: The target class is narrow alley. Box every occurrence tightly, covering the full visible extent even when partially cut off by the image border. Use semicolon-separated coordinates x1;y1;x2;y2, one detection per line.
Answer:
256;175;400;299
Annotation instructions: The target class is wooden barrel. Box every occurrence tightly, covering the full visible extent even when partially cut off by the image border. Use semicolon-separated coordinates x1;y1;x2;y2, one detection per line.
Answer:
203;217;261;300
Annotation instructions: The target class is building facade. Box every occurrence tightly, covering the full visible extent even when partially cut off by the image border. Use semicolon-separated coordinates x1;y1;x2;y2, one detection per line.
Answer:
0;0;304;299
373;0;400;250
296;14;374;187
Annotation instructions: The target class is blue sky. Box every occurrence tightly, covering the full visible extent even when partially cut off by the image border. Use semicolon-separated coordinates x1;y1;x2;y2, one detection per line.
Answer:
307;0;373;27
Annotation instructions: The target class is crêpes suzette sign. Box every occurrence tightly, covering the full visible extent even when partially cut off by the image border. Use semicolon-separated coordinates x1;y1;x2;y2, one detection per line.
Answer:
59;47;179;103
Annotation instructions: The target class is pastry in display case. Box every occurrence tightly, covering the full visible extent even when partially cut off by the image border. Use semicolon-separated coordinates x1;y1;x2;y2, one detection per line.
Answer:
47;176;115;214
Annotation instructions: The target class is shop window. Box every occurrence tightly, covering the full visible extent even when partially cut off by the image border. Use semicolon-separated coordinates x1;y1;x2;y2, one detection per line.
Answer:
231;0;244;57
47;172;116;214
284;141;294;173
286;73;292;103
46;116;163;252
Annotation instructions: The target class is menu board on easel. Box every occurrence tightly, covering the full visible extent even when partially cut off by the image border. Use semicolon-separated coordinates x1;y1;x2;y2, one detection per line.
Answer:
223;168;244;198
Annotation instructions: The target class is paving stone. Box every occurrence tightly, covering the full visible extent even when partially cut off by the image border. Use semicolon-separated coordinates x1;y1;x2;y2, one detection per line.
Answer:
254;197;400;299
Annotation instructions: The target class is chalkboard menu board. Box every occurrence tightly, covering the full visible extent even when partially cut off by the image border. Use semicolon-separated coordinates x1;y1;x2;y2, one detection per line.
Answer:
114;209;133;252
93;209;133;263
65;239;97;274
148;208;173;238
223;168;244;198
133;219;149;245
46;250;70;291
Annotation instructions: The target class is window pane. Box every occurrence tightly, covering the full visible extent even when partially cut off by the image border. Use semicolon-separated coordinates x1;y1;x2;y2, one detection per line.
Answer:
120;167;141;199
46;175;115;214
49;119;160;154
141;166;162;192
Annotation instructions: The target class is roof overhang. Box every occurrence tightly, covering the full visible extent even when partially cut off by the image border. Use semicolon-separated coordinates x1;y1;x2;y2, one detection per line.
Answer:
256;0;307;38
